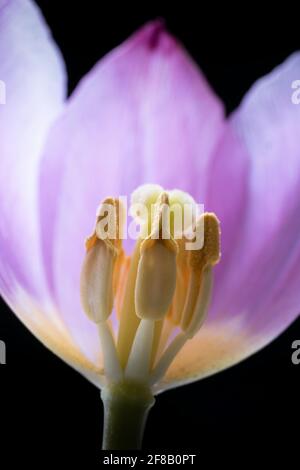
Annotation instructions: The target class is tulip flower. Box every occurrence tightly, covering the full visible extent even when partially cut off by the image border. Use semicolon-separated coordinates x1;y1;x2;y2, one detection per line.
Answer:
1;0;299;450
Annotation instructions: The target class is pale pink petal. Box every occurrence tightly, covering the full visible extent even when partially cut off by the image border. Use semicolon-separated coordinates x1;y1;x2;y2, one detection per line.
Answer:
0;0;66;308
0;1;91;381
160;53;300;392
39;21;226;362
211;52;300;338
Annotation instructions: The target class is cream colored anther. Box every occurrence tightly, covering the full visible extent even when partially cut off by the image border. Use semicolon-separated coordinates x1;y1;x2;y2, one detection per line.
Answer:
181;213;220;333
135;241;177;321
135;193;178;321
80;198;123;323
80;239;116;323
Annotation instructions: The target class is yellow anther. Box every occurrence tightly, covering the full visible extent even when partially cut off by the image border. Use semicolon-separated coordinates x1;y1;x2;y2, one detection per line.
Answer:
135;240;177;321
96;197;124;251
80;198;124;324
180;213;220;333
189;213;221;271
135;193;177;321
80;239;116;323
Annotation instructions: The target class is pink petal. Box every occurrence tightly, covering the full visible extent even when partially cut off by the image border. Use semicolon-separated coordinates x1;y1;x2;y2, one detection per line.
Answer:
209;53;300;342
0;0;66;309
152;53;300;393
0;1;101;388
39;21;225;361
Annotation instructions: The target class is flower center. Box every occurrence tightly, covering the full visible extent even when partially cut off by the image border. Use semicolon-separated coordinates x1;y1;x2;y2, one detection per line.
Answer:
80;184;221;387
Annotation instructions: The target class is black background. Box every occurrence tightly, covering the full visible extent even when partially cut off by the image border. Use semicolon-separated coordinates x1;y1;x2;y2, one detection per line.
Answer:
0;1;299;466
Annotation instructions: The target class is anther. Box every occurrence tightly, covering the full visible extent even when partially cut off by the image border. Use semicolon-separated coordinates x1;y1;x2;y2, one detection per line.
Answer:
180;213;220;333
80;239;116;323
80;198;123;323
135;193;178;321
189;213;221;272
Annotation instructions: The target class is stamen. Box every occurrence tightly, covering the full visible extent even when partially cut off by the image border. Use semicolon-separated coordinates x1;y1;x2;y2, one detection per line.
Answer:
80;240;115;323
117;241;142;369
150;213;220;384
150;332;187;386
156;317;174;358
80;198;124;382
180;269;202;332
80;185;221;389
184;266;213;338
168;238;190;326
125;319;155;381
125;193;178;379
114;254;130;318
150;268;213;385
135;193;178;321
150;319;164;367
95;197;124;251
80;197;124;323
180;213;220;332
135;241;177;320
181;213;220;331
98;322;123;382
189;213;220;272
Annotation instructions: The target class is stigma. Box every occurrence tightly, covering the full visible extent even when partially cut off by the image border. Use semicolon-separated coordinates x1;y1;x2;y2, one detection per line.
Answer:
80;184;221;387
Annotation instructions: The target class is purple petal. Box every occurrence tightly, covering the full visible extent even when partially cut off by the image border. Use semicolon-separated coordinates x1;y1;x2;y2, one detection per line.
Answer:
39;21;225;361
0;1;92;383
155;52;300;393
0;1;103;388
209;53;300;342
0;0;66;309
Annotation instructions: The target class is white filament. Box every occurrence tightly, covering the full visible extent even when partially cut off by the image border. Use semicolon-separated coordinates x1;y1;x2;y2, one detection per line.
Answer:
125;319;155;382
98;322;123;382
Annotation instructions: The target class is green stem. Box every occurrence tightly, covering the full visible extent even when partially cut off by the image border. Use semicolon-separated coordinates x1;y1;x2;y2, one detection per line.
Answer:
101;380;155;450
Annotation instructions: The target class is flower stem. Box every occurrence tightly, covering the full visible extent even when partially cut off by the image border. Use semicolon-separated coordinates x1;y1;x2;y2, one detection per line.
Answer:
101;381;155;450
